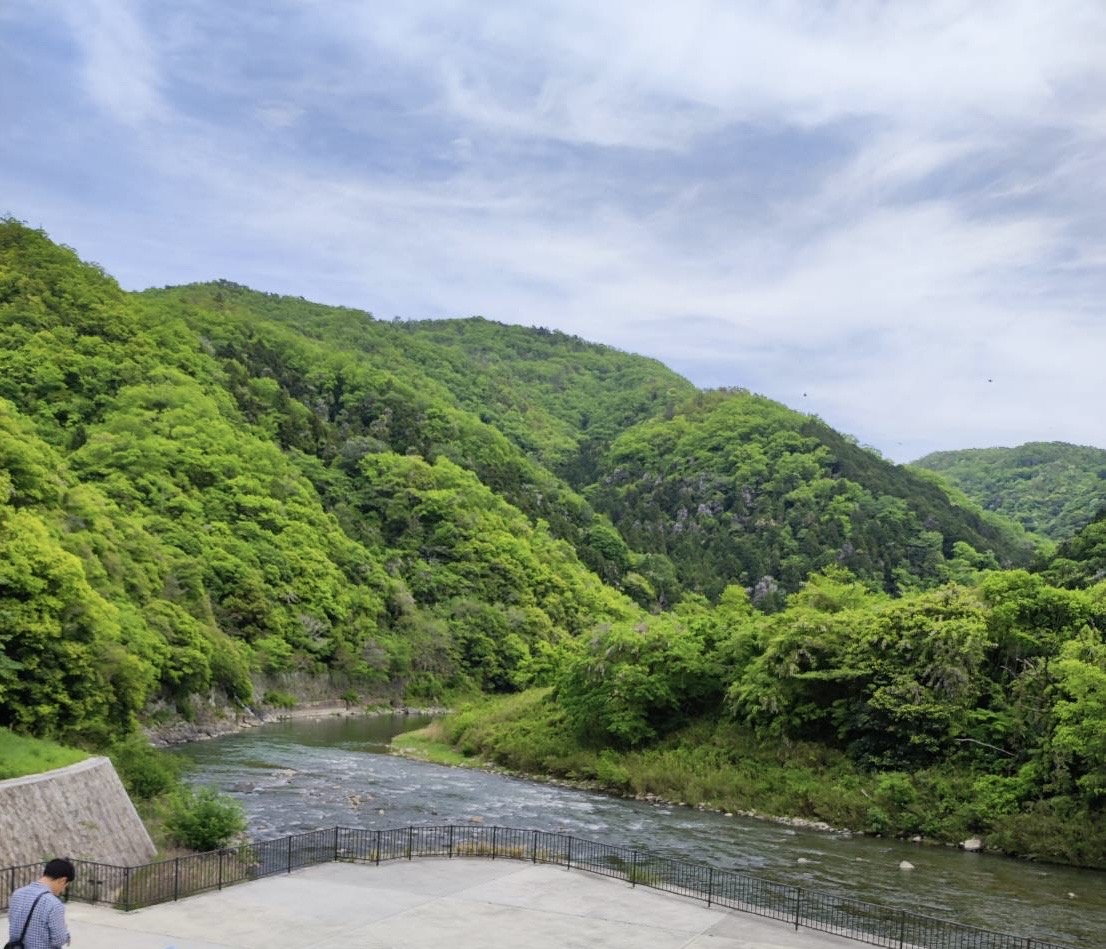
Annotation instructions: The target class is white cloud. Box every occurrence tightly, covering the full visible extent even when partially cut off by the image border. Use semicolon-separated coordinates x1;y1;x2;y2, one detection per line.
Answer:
55;0;167;125
3;0;1104;460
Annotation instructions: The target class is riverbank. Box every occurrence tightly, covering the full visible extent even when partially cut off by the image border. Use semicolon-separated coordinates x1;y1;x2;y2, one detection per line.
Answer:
175;708;1106;948
396;689;1106;870
393;720;842;835
144;700;447;747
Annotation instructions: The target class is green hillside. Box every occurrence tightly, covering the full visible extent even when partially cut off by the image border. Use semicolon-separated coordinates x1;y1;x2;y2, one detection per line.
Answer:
148;283;697;486
585;391;1034;605
148;281;1036;609
913;442;1106;541
5;219;1106;868
0;221;632;741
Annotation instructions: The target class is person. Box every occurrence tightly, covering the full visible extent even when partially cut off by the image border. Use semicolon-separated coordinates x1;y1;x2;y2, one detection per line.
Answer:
6;858;74;949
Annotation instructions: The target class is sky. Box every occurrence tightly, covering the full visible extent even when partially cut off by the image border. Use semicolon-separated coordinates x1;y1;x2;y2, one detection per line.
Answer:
2;1;1105;462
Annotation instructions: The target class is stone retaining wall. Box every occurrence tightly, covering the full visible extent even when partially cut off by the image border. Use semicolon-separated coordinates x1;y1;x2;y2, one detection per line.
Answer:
0;757;155;868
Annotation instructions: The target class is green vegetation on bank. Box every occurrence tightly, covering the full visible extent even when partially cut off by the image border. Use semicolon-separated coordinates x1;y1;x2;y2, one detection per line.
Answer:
109;737;245;853
428;564;1106;868
913;442;1106;541
0;728;88;779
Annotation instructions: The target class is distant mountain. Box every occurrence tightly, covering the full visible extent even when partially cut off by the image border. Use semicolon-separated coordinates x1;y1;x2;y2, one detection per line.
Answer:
912;442;1106;541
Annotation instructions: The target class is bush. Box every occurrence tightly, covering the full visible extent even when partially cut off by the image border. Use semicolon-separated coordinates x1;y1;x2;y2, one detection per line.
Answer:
109;736;181;800
165;785;247;851
262;689;297;709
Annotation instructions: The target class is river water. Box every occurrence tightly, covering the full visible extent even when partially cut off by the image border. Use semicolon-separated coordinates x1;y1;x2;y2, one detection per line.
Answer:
173;714;1104;948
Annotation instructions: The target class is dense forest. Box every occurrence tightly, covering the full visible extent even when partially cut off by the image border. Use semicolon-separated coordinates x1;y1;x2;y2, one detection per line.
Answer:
3;219;1106;866
914;442;1106;541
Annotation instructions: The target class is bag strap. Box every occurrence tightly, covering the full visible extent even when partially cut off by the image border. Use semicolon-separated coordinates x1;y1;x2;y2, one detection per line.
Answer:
14;891;49;944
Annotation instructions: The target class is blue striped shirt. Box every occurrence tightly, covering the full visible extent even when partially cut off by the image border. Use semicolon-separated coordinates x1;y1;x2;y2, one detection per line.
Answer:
6;882;70;949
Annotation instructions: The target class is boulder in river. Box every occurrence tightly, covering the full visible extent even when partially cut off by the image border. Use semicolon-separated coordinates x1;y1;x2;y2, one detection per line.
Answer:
961;837;983;852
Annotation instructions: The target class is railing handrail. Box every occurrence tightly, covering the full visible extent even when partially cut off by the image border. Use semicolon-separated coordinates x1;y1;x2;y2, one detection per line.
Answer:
0;824;1079;949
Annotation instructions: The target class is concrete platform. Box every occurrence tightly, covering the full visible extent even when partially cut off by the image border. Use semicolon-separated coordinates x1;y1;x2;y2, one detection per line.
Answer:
5;859;861;948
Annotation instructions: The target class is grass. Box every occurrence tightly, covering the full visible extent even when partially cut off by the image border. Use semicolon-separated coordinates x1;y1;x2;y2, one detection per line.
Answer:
0;727;89;780
391;721;477;767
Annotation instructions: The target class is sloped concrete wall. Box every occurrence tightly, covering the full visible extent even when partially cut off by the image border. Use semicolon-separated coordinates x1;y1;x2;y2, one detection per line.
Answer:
0;757;156;868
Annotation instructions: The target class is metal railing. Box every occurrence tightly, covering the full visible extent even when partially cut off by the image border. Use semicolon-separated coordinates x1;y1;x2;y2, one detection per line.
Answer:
1;825;1078;949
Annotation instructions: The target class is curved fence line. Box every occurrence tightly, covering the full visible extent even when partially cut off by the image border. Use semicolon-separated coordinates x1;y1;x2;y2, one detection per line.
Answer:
0;825;1076;949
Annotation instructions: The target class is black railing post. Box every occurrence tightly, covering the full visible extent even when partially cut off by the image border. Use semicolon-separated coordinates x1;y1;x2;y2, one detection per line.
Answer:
174;857;180;901
448;825;454;859
375;829;381;865
630;850;638;887
122;867;131;912
531;829;538;863
707;867;713;907
897;909;906;949
566;836;573;870
407;826;414;860
492;826;498;860
218;850;224;891
793;887;802;931
286;835;293;873
333;826;339;861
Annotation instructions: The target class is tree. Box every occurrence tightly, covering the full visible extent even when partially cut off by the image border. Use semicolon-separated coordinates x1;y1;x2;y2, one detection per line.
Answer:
556;615;722;747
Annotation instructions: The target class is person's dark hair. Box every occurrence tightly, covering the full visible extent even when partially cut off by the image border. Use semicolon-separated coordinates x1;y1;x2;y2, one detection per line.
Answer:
43;858;76;883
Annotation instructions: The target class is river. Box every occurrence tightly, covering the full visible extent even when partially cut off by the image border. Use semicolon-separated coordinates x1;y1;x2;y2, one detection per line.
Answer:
173;713;1105;948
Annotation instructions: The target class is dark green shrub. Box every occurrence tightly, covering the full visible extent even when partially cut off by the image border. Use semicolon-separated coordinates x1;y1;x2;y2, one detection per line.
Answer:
109;736;182;800
262;690;297;709
165;786;247;851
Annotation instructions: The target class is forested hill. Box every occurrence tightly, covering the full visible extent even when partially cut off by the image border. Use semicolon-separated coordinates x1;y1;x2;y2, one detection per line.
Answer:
583;396;1033;606
150;281;1036;606
150;282;698;487
1;219;1032;742
913;442;1106;541
0;222;633;741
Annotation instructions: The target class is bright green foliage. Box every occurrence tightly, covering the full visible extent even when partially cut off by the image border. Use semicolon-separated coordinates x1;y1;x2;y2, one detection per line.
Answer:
1050;627;1106;798
0;501;152;740
165;785;247;851
557;614;723;747
838;585;993;766
913;441;1106;541
725;569;879;742
0;220;635;739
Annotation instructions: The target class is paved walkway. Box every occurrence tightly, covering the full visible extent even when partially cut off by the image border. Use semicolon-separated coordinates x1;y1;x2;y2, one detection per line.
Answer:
6;859;861;949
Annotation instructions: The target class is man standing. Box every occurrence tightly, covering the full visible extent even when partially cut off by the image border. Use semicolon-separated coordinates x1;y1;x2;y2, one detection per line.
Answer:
6;858;74;949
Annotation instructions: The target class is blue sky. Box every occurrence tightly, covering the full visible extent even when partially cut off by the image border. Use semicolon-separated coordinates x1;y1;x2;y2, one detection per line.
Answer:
2;1;1104;461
